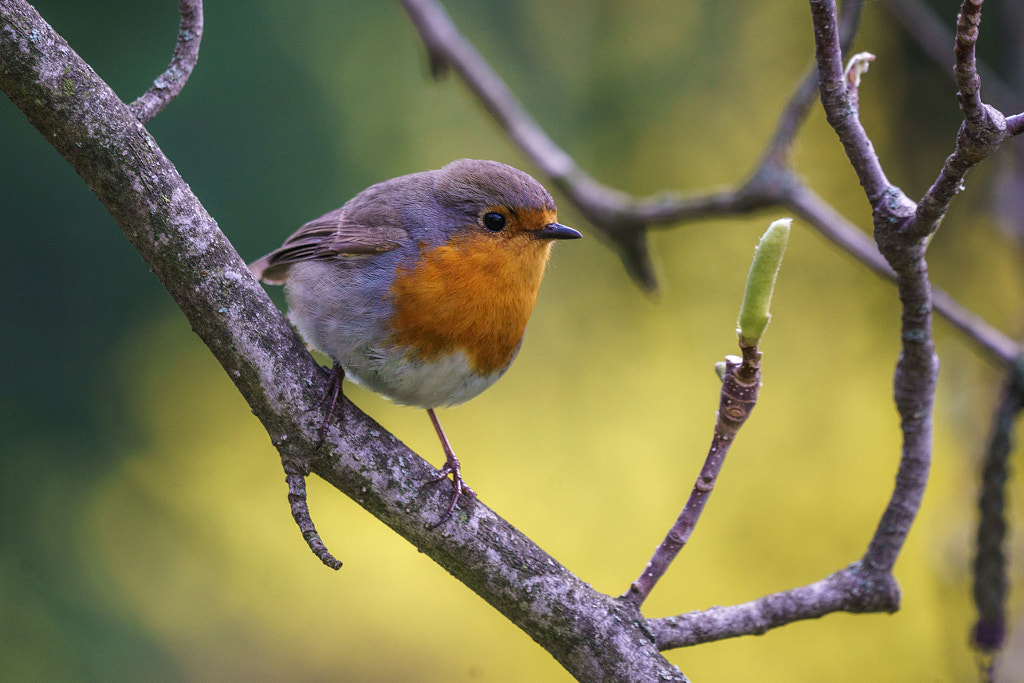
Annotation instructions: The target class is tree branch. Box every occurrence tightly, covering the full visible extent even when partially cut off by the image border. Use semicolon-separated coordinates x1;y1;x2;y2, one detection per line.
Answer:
880;0;1021;112
810;0;936;577
650;562;900;649
971;355;1024;657
623;346;762;608
396;0;1015;654
644;0;939;647
643;0;945;646
399;0;663;289
912;0;1021;240
129;0;203;123
812;2;899;206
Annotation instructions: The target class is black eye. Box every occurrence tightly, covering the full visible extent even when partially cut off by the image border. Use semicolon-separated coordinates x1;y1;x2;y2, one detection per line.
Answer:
483;212;506;232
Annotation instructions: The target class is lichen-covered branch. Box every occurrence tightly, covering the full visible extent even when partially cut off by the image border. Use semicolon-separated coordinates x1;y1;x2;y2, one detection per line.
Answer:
650;562;900;649
129;0;203;123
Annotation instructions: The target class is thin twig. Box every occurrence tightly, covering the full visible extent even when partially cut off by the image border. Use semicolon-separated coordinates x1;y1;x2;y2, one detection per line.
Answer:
283;460;343;570
625;217;789;608
971;354;1024;664
880;0;1020;112
970;363;1024;683
881;0;1024;268
622;347;761;608
649;562;900;648
912;0;1022;240
955;0;986;121
130;0;203;123
812;2;902;207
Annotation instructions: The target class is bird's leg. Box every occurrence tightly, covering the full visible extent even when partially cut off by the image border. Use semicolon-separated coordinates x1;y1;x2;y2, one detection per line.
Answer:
315;361;345;445
425;408;476;527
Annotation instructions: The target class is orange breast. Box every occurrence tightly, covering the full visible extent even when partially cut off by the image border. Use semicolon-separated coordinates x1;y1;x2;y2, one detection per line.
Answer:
389;231;553;375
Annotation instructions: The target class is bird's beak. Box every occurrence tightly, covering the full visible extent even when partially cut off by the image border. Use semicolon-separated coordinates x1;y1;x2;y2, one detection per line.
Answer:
535;222;582;240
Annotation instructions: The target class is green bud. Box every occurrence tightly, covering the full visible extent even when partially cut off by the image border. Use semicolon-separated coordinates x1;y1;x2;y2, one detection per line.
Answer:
737;218;791;346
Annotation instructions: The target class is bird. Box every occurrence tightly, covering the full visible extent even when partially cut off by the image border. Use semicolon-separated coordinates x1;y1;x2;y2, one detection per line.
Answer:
249;159;581;525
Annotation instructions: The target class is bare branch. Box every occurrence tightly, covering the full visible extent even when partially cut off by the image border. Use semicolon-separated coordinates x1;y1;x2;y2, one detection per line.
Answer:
650;563;900;649
881;0;1021;112
130;0;203;123
397;0;863;291
284;460;342;570
6;0;1022;670
789;185;1019;365
954;0;986;121
624;221;790;608
623;347;762;608
399;0;664;288
811;0;937;578
913;0;1020;240
603;8;943;642
971;356;1024;657
811;0;898;206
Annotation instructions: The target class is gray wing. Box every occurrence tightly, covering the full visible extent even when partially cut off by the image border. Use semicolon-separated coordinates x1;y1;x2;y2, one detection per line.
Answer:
249;200;409;284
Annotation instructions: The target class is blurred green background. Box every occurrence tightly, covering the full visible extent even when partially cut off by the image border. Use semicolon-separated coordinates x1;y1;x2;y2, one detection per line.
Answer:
3;0;1024;680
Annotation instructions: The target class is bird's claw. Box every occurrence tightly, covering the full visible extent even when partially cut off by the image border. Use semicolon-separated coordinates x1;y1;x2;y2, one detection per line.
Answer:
425;459;477;529
314;362;345;445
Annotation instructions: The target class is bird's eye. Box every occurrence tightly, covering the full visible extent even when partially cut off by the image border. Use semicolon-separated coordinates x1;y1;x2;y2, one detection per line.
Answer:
483;212;507;232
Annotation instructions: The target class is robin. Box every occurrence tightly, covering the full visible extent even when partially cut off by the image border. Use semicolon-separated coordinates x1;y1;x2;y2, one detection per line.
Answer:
249;159;581;525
